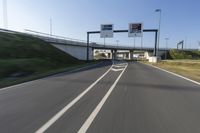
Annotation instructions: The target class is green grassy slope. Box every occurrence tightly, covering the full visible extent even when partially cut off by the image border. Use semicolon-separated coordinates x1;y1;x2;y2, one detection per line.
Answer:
0;31;84;87
168;49;200;59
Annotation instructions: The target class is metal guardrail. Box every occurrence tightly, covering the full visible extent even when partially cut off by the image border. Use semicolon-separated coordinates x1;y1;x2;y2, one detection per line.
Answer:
24;29;88;44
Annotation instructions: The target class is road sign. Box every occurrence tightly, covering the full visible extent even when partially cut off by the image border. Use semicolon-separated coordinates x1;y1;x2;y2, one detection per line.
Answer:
128;23;143;37
100;24;113;38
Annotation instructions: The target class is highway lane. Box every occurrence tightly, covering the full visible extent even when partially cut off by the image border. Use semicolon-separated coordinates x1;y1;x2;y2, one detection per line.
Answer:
1;60;200;133
0;61;112;133
45;65;123;133
87;62;200;133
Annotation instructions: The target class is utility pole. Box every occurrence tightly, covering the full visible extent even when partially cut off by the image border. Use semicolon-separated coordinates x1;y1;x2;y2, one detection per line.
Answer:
116;40;119;48
141;36;143;50
50;18;52;36
165;38;169;60
198;41;200;51
3;0;8;29
155;9;162;57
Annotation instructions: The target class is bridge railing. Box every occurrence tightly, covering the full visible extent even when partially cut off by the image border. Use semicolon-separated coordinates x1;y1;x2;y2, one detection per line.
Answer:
24;29;88;44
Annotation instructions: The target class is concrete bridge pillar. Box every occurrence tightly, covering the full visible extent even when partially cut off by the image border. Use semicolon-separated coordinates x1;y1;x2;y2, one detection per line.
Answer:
114;50;117;59
129;50;133;60
107;53;112;59
111;49;117;60
111;50;114;59
125;53;129;59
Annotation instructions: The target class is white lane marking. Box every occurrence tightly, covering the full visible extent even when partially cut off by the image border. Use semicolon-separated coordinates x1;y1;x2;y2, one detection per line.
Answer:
112;65;125;68
111;68;124;72
0;80;38;91
112;64;127;67
35;64;113;133
111;63;126;72
78;63;128;133
0;62;104;91
142;62;200;86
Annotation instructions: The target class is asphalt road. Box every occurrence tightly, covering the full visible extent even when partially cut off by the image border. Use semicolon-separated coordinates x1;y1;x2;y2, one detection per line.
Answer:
0;60;200;133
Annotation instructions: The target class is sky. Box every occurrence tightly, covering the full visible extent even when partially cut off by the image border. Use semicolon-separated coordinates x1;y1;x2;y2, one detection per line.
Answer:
0;0;200;49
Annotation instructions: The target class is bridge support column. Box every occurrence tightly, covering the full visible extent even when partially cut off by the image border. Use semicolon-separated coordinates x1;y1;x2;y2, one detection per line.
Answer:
107;53;111;59
125;53;129;59
114;50;117;60
111;49;117;60
129;50;133;60
111;50;114;59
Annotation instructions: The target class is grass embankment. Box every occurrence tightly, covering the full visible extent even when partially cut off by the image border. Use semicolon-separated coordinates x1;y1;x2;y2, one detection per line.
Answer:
144;50;200;82
148;60;200;82
168;49;200;59
0;31;91;88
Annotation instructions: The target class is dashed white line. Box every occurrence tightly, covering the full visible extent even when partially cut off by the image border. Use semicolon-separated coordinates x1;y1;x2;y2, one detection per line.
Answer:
78;63;128;133
35;64;113;133
111;68;124;72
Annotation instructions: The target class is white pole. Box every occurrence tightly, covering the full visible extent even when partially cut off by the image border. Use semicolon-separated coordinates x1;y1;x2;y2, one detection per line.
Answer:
3;0;8;29
116;40;119;48
198;41;200;51
165;38;169;60
141;36;143;50
50;18;52;36
155;9;162;57
134;37;136;48
104;38;105;47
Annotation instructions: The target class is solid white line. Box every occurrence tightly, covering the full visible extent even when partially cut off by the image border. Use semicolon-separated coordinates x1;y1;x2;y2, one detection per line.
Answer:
141;62;200;86
112;65;125;68
35;64;113;133
111;68;124;72
0;79;39;91
0;62;103;91
78;63;128;133
113;63;127;67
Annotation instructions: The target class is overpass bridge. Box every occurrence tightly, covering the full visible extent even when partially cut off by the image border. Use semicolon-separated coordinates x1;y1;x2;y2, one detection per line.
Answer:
23;29;162;60
0;28;198;60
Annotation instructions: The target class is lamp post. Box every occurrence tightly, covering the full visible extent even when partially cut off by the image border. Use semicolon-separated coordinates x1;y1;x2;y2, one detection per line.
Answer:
50;18;52;36
165;38;169;60
3;0;8;29
134;37;136;48
116;40;119;48
116;40;119;59
155;9;162;57
198;41;200;51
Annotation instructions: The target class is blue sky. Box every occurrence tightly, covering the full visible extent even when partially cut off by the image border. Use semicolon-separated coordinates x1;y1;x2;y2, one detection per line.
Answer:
0;0;200;49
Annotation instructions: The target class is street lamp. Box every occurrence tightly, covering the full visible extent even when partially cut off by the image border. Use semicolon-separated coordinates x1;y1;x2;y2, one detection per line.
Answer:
165;38;169;60
116;40;119;48
3;0;8;29
198;41;200;51
50;18;52;36
155;9;162;57
134;37;136;48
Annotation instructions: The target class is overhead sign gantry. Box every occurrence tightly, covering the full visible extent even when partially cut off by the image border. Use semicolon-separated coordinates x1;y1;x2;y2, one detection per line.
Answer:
86;23;158;61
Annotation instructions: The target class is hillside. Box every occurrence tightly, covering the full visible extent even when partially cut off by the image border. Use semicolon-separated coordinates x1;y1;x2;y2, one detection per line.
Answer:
0;31;83;87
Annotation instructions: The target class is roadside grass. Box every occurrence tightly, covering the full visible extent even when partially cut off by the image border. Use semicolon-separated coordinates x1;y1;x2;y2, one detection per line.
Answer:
0;60;98;88
0;31;98;88
145;60;200;82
